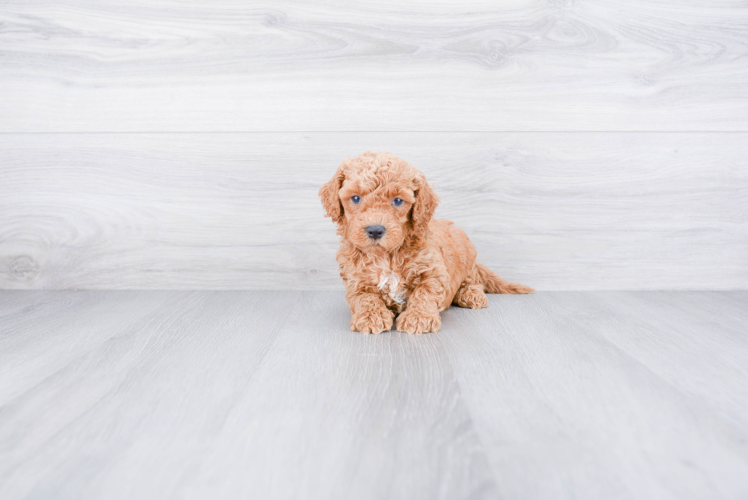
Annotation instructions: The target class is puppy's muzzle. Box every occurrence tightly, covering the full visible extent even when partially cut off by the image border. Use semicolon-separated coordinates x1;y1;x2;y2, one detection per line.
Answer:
365;225;386;241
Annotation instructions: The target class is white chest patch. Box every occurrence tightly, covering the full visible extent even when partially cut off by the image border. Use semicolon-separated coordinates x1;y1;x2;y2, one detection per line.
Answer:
377;272;407;304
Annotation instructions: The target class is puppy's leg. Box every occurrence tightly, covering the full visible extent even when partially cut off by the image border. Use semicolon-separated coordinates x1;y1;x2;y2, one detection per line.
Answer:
454;283;489;309
349;292;394;334
396;287;442;334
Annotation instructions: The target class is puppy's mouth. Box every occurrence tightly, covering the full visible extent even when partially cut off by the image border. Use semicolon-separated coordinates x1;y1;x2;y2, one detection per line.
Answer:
354;221;401;252
360;229;391;251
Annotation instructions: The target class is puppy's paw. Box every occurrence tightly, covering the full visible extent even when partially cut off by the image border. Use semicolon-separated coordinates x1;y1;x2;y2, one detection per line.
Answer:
351;305;394;334
455;285;489;309
396;308;441;334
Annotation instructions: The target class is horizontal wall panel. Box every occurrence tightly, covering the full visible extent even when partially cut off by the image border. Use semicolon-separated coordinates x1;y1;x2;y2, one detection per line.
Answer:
0;132;745;290
1;0;747;132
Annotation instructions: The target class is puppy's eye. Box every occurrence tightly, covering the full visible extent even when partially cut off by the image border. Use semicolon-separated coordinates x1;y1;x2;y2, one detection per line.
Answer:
392;198;404;207
351;195;361;204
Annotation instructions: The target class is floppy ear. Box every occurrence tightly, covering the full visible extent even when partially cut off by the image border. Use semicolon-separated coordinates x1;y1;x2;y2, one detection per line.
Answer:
319;167;345;224
410;173;439;236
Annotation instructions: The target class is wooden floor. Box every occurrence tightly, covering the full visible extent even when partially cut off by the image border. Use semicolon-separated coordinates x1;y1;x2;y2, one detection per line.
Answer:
1;291;747;499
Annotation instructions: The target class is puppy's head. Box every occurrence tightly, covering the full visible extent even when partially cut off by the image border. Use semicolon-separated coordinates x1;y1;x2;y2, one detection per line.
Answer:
319;151;438;252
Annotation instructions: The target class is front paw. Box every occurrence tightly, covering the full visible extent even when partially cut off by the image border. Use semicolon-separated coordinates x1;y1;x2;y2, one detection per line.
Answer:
351;305;394;334
396;308;441;334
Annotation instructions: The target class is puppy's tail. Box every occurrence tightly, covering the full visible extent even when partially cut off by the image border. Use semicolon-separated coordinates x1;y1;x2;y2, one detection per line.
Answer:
476;263;534;294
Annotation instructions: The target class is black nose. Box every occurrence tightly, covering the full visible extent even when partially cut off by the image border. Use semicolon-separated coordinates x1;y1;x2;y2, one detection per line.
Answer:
365;225;386;240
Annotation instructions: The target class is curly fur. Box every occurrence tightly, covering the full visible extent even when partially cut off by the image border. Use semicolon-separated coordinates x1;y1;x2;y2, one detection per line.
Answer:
320;151;533;334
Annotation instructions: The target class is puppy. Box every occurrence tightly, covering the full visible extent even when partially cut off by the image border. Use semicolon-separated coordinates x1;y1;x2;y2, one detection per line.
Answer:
320;151;533;334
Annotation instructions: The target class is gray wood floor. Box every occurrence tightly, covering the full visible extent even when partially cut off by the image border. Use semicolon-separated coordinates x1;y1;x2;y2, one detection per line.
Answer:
1;291;747;499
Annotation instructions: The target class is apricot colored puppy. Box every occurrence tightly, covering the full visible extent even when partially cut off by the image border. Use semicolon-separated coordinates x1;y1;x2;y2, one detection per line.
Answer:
320;151;533;334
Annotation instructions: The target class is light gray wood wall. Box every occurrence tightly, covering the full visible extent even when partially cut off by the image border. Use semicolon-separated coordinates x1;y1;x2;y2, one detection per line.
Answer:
1;0;746;290
3;0;748;132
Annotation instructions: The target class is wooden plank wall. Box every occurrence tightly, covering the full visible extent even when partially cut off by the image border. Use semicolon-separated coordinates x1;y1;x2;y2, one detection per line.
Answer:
1;0;747;290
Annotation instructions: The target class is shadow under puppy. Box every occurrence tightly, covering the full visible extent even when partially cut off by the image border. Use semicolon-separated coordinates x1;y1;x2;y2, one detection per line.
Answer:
320;151;533;334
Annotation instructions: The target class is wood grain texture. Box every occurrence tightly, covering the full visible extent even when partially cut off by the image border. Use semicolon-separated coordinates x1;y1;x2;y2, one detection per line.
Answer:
1;133;746;290
1;0;747;132
439;291;748;499
1;290;747;499
0;291;497;500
